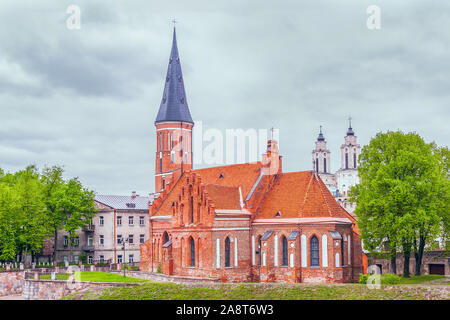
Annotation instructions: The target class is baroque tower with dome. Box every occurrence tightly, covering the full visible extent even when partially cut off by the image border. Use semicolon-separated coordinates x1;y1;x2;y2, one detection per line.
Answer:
312;119;361;214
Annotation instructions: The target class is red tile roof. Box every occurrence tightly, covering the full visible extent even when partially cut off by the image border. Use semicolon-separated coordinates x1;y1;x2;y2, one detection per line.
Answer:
255;171;349;219
152;163;347;221
204;184;241;210
193;162;263;198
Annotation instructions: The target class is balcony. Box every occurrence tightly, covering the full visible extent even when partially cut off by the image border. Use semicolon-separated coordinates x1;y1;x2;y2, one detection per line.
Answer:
83;224;95;232
82;245;95;252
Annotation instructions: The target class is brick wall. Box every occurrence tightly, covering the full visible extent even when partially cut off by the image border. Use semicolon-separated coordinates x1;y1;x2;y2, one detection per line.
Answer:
0;271;24;296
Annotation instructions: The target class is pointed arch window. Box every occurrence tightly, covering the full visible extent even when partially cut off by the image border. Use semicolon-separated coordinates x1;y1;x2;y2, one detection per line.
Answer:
189;196;194;224
281;236;288;266
189;237;195;267
310;236;319;267
315;158;319;173
257;236;262;266
323;158;327;173
225;237;231;268
345;153;349;169
163;232;169;245
353;153;357;168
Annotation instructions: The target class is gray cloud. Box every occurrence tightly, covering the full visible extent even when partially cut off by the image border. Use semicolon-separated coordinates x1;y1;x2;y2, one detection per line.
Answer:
0;0;449;196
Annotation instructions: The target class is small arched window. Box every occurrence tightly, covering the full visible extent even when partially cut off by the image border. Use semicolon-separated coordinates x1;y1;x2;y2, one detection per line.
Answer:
189;237;195;267
225;237;231;268
163;232;169;245
310;236;319;267
281;236;288;266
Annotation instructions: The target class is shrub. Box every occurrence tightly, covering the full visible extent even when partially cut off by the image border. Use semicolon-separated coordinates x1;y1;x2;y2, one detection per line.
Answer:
381;273;401;285
358;273;369;284
156;263;162;273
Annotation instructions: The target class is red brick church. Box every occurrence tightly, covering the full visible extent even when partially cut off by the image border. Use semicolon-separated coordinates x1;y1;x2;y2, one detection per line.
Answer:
139;28;365;283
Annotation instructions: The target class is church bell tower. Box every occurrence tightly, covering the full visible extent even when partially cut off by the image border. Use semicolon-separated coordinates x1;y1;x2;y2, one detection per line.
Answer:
154;27;194;193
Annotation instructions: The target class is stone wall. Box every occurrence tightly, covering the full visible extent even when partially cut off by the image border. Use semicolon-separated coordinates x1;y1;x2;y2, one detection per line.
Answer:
0;271;24;296
22;280;140;300
368;251;449;276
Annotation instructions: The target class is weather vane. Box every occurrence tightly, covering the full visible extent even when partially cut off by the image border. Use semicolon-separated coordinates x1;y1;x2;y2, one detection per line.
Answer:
348;116;352;128
172;19;177;26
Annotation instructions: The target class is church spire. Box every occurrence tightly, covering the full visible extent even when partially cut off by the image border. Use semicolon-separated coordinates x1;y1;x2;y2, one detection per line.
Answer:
346;117;354;136
317;125;325;141
155;27;194;124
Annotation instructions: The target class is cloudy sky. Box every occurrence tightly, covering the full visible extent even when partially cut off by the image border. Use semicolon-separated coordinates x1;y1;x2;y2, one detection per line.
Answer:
0;0;449;196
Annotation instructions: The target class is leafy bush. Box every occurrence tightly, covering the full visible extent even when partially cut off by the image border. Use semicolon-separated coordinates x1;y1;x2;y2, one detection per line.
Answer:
156;263;162;273
381;274;401;284
358;273;369;284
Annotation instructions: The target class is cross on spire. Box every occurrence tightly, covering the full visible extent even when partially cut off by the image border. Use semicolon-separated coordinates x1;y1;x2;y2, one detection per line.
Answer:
172;19;177;26
348;116;352;128
270;127;274;140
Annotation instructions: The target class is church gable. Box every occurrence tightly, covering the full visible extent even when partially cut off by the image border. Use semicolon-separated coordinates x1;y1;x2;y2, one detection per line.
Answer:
151;171;246;227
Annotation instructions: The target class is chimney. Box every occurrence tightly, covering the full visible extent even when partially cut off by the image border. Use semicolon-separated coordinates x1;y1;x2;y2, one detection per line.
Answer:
262;139;282;175
131;191;136;199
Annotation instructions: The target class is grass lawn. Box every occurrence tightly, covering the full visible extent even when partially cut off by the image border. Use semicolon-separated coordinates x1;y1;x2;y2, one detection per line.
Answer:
69;282;448;300
40;271;148;283
392;275;446;284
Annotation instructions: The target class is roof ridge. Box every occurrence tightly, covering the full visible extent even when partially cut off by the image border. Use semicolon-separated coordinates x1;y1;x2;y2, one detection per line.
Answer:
315;174;333;217
300;172;314;217
193;161;262;172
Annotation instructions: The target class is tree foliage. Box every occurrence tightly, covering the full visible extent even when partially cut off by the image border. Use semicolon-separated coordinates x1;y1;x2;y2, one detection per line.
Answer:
350;131;449;276
0;165;96;262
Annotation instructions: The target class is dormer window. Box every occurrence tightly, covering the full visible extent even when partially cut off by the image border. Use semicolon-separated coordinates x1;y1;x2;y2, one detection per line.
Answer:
275;211;281;217
219;173;225;179
126;203;136;208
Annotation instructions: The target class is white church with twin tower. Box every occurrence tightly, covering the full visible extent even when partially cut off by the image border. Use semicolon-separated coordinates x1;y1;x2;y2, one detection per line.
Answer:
312;118;361;214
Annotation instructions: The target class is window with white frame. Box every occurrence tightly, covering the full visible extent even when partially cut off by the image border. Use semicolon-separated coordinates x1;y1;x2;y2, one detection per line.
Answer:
100;255;104;263
117;235;122;244
140;234;145;244
64;236;69;247
88;235;93;246
117;255;123;263
117;216;122;226
140;216;145;226
129;216;134;225
129;254;134;263
128;235;134;244
99;235;104;245
99;216;104;226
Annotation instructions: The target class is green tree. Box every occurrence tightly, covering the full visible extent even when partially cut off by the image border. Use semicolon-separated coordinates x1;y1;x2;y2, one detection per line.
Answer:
57;177;96;263
350;131;449;277
0;182;20;261
40;166;66;263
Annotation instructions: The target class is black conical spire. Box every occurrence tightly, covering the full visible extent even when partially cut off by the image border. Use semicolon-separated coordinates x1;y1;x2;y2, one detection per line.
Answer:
317;125;325;141
155;27;193;124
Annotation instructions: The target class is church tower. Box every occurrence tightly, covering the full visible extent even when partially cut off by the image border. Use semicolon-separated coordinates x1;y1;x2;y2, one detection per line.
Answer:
154;28;194;193
312;126;336;189
339;118;360;171
312;126;331;173
335;117;361;206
